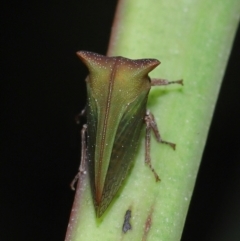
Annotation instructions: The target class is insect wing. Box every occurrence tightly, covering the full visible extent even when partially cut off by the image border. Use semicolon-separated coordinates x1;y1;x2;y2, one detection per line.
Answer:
96;91;149;216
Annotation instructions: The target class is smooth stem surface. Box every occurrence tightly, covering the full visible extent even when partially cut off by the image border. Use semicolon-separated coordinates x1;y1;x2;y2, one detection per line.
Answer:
65;0;240;240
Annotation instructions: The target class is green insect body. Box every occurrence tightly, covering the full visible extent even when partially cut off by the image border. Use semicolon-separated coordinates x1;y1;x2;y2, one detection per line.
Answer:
73;51;182;217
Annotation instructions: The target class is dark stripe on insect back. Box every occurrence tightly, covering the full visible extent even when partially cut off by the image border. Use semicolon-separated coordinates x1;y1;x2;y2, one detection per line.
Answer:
97;58;118;190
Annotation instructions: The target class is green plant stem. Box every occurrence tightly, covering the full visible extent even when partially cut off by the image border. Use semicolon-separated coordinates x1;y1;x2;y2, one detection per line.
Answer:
65;0;240;240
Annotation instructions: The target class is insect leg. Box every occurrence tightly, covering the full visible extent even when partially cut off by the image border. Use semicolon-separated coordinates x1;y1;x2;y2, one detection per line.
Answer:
75;106;87;124
145;112;161;182
151;78;183;86
70;124;88;190
146;110;176;149
144;111;176;181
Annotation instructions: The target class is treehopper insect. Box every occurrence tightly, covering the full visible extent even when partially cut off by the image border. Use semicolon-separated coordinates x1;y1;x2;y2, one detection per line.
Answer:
71;51;182;217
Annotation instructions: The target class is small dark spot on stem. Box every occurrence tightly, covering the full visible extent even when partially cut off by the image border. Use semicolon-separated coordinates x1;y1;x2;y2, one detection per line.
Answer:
142;209;153;241
122;209;132;233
